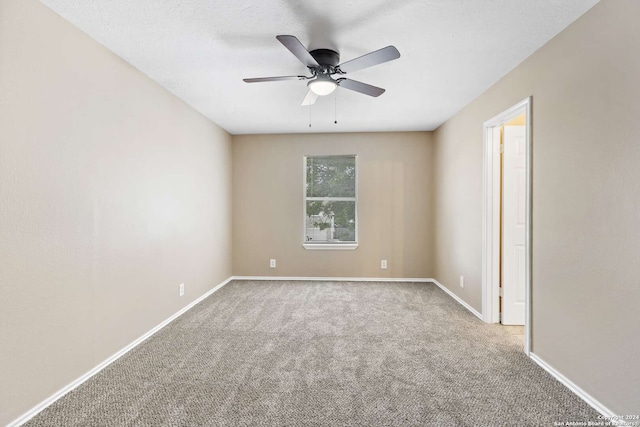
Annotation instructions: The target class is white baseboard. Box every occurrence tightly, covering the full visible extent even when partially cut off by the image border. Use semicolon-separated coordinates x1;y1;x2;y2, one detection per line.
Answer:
7;277;234;427
529;353;618;420
429;279;484;320
230;275;432;283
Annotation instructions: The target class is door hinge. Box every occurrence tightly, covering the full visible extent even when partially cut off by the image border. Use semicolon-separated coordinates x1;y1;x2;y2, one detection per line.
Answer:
500;144;504;153
499;287;503;297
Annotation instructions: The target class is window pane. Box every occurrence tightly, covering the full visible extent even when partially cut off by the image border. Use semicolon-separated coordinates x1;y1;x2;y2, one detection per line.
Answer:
306;156;356;198
305;200;356;243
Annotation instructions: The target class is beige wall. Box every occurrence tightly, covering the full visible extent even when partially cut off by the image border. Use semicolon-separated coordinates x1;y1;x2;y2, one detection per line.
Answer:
432;0;640;414
232;132;434;278
0;0;232;424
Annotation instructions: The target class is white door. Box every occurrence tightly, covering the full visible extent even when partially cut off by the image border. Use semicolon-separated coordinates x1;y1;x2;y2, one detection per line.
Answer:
502;126;526;325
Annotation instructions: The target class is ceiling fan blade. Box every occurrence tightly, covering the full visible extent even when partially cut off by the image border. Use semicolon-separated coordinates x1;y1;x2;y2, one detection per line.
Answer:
338;46;400;73
337;78;385;97
301;89;318;106
243;76;305;83
276;35;320;68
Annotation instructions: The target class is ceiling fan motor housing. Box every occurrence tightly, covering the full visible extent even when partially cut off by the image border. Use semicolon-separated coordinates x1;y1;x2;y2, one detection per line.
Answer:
309;49;340;70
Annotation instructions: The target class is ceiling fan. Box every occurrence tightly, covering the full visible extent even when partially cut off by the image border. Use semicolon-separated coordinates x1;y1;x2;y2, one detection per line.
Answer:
243;35;400;106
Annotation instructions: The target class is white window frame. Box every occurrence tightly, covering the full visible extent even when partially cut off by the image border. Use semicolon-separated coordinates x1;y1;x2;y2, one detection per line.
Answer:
303;155;358;250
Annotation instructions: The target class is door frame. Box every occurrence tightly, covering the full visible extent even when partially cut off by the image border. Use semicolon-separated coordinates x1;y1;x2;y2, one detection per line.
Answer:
481;97;532;355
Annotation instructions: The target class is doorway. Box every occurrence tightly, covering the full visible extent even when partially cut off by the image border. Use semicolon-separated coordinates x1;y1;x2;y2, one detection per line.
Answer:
482;97;532;355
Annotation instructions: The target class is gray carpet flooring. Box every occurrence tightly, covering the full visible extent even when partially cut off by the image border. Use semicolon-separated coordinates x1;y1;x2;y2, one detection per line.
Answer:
26;280;599;426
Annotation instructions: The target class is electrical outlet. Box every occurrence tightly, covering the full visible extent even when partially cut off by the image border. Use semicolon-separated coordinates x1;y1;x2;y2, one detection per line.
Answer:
269;259;276;268
460;276;464;288
381;260;388;269
179;283;184;297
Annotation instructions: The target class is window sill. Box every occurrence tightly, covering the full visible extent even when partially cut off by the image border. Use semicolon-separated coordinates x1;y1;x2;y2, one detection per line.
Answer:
303;243;358;251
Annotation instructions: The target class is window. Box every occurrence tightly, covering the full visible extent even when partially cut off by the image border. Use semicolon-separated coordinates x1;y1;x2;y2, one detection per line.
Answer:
304;155;357;249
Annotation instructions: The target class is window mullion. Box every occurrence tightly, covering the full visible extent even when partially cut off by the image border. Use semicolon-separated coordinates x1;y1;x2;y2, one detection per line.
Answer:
306;197;355;202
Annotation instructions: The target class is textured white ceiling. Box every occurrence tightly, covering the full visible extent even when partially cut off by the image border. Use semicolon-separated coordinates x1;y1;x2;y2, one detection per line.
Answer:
39;0;599;135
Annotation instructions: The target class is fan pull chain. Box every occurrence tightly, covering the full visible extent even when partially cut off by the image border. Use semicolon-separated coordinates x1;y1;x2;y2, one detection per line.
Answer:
334;91;338;125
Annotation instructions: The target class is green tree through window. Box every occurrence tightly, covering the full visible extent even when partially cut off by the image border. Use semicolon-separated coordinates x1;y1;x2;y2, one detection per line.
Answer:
305;155;356;244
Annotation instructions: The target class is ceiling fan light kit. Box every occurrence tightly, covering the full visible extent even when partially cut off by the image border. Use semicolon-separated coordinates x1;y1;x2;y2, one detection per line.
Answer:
243;35;400;107
308;75;337;96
